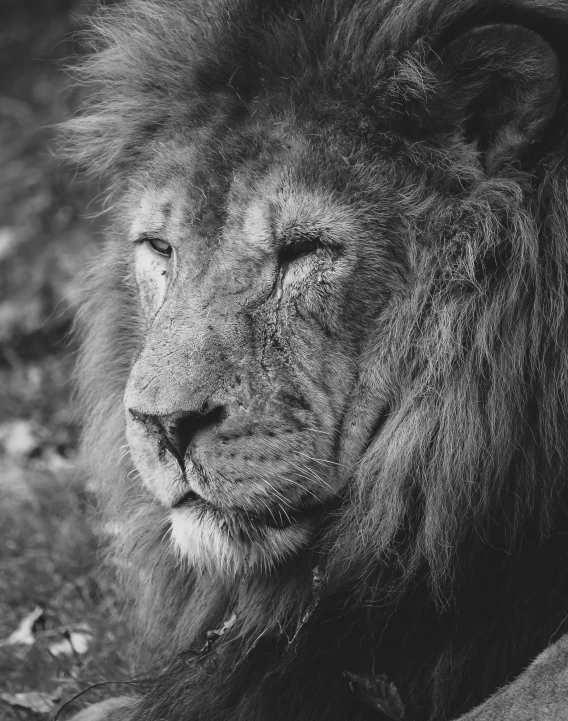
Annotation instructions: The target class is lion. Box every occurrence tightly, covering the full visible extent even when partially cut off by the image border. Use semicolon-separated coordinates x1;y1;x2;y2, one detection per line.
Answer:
64;0;568;719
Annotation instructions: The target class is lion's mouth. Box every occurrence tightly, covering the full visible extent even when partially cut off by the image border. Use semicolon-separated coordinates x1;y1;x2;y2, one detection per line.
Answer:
173;490;320;532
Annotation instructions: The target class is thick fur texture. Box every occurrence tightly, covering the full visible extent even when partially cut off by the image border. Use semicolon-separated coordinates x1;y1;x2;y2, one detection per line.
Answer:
67;1;568;720
457;635;568;720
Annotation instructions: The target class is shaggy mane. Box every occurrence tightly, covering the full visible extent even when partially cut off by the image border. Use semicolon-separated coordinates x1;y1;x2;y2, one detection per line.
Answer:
68;1;568;719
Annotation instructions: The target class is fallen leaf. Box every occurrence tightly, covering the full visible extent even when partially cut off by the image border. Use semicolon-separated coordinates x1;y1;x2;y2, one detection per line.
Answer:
0;606;44;647
49;630;93;657
205;613;237;641
344;671;405;720
287;565;325;648
0;227;18;263
70;630;92;654
180;612;238;664
1;687;62;714
0;420;39;458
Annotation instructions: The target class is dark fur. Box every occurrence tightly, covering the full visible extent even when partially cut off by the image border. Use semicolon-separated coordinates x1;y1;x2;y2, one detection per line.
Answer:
67;1;568;719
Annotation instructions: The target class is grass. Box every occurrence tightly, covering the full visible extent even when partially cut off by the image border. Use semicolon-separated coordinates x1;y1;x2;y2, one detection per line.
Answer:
0;1;133;718
0;456;133;720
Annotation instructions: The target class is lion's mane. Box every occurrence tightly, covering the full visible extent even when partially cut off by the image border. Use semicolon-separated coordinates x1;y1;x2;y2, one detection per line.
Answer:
68;1;568;719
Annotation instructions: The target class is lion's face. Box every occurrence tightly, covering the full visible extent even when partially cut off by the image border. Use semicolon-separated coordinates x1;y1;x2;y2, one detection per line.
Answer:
123;106;403;574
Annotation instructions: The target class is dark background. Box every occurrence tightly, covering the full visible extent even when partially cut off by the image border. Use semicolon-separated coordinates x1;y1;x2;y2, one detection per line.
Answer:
0;1;131;718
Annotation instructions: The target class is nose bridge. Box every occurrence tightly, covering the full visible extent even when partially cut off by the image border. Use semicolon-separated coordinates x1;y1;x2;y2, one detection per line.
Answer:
127;287;239;416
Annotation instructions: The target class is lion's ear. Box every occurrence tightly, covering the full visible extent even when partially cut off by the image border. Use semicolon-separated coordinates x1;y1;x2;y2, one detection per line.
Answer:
437;23;561;175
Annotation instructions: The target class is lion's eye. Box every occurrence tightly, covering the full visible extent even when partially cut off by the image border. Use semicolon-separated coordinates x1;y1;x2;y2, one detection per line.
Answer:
279;239;319;265
145;237;172;257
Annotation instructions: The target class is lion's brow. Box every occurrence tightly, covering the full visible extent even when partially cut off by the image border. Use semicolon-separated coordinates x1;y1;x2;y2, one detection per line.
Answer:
277;219;343;248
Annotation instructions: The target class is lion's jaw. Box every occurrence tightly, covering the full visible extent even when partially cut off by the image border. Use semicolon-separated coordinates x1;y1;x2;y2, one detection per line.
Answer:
127;402;333;576
169;498;315;576
121;151;386;576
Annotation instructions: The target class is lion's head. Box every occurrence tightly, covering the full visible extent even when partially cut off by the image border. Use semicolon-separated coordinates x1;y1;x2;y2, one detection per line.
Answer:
122;123;402;574
67;0;568;719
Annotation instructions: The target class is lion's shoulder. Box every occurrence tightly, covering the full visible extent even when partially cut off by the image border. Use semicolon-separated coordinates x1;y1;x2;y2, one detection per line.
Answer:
456;635;568;721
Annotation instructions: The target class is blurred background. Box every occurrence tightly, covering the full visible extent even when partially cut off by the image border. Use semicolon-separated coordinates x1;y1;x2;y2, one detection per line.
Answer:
0;1;132;718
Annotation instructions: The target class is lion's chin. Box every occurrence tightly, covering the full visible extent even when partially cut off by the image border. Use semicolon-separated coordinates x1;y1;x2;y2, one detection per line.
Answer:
169;501;313;576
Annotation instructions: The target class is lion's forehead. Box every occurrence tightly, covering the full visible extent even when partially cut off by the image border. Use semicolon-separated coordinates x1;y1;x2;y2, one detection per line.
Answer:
129;159;362;270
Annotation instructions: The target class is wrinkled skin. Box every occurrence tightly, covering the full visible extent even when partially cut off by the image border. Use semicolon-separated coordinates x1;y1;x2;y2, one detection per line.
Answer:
123;125;401;575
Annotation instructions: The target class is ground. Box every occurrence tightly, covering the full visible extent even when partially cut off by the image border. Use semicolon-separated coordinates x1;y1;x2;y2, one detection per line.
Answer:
0;2;133;718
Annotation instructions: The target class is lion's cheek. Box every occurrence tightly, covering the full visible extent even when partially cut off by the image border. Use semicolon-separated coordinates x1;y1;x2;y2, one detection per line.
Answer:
125;416;187;507
134;242;168;318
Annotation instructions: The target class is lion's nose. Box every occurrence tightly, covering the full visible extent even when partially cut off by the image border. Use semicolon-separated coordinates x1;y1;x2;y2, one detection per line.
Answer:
128;406;224;470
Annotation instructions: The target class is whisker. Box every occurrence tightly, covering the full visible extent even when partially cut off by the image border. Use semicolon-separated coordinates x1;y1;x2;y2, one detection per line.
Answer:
303;426;334;437
286;460;334;491
262;479;293;508
278;475;321;501
295;450;343;467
